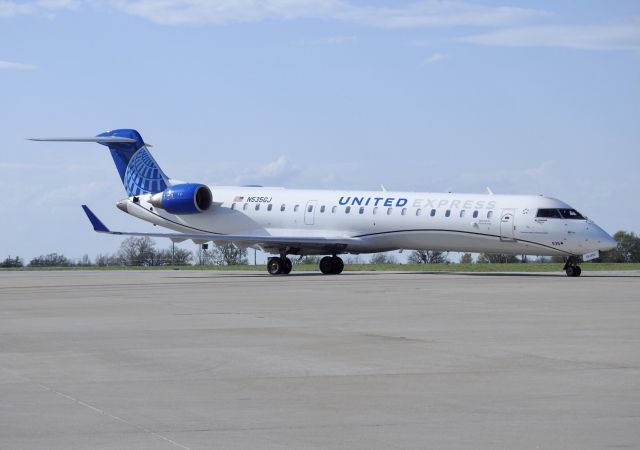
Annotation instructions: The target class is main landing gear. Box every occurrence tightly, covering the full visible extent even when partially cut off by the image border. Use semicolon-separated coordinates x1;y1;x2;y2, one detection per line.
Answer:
319;256;344;275
267;256;293;275
563;256;582;277
266;255;344;275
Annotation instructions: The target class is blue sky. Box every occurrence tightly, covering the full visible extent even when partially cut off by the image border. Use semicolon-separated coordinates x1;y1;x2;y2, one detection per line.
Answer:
1;0;639;263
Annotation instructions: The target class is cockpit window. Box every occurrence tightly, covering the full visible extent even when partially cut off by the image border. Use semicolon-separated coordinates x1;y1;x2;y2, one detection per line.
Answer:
536;208;562;218
559;209;584;219
536;208;584;219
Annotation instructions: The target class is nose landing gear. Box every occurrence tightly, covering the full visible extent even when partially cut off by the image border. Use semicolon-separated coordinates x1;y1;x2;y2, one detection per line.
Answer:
563;256;582;277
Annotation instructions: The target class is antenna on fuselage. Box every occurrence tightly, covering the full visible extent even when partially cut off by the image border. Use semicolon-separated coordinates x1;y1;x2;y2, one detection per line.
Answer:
486;187;494;195
380;184;387;192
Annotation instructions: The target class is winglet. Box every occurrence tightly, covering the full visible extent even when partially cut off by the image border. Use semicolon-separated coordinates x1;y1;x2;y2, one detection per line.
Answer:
81;205;110;233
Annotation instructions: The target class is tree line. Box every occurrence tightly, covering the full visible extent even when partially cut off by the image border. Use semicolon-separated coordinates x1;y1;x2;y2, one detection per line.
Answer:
2;231;639;268
1;237;193;268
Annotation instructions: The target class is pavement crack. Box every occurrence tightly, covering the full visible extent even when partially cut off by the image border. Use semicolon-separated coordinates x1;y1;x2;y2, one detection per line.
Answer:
1;366;191;450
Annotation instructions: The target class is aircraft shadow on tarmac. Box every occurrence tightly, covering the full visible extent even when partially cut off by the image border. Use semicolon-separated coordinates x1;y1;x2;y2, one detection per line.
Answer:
169;271;640;279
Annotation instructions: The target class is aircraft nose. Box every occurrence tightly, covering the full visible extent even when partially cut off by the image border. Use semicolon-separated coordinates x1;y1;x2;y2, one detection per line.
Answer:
591;224;617;251
600;234;618;251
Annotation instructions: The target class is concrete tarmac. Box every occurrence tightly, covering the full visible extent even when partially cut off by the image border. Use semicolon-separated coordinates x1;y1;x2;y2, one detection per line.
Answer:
0;269;639;449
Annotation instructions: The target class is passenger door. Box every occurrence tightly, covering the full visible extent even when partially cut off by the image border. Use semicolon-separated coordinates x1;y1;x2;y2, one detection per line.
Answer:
500;208;516;241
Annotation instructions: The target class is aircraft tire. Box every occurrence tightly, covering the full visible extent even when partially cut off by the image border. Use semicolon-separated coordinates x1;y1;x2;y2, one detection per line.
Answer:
565;265;582;277
267;257;283;275
331;256;344;274
319;256;334;274
282;257;293;274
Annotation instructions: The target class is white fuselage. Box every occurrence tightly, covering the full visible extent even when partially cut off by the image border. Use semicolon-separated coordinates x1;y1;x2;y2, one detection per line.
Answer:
118;186;616;258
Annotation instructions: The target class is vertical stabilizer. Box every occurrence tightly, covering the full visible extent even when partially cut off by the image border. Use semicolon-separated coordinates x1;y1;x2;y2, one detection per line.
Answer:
96;129;169;196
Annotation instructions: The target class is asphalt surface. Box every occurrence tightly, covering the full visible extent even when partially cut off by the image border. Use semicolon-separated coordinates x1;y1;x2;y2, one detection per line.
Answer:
1;269;639;449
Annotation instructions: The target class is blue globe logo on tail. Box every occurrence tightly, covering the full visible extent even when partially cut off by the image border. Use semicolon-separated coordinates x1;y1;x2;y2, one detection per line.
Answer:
97;129;169;196
124;148;168;196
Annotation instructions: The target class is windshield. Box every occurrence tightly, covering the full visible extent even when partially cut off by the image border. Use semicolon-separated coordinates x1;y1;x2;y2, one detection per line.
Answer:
558;209;584;219
536;208;585;219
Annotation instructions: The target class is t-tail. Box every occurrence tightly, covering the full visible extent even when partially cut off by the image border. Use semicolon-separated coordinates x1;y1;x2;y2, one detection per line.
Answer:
30;129;169;196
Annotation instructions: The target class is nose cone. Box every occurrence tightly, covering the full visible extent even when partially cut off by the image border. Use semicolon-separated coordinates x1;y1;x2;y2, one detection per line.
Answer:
600;234;618;252
591;224;617;251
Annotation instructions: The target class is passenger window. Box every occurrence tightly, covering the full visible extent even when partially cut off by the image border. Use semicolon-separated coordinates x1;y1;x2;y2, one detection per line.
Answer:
445;210;451;217
487;210;493;219
331;206;337;213
320;205;325;213
231;203;236;210
373;207;378;215
416;208;422;216
294;205;300;212
255;204;260;211
401;208;407;216
387;207;393;215
473;210;478;218
345;206;351;213
267;204;272;211
460;210;465;218
430;209;436;217
280;204;285;212
243;203;248;211
307;204;313;213
359;207;365;214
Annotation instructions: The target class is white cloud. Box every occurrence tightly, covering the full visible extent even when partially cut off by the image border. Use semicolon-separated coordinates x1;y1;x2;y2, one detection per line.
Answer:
459;23;640;51
0;1;547;26
0;0;78;17
338;1;547;29
423;52;446;65
233;155;299;185
0;60;38;70
0;1;32;17
105;0;546;27
108;0;341;26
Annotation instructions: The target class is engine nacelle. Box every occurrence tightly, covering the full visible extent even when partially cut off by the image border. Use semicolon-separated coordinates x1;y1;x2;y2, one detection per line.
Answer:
149;184;212;215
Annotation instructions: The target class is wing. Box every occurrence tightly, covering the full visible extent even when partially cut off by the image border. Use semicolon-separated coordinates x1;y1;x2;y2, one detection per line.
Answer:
81;205;358;254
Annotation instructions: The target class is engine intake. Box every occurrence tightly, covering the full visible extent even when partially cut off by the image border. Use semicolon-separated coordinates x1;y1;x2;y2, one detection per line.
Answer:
149;184;212;214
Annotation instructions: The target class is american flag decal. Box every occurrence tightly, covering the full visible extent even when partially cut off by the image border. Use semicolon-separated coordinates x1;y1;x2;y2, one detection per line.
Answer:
233;196;244;202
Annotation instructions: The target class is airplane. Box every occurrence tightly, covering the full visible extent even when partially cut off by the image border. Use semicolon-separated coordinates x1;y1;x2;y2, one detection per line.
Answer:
31;128;617;277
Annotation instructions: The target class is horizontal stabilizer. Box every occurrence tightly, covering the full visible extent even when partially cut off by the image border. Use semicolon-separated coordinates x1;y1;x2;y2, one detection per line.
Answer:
29;137;136;143
31;129;165;195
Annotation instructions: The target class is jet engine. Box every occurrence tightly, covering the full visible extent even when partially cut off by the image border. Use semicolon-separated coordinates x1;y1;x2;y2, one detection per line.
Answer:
149;184;212;214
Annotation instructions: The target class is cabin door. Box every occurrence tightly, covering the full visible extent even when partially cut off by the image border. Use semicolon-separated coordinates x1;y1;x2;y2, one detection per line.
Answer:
500;208;516;241
305;200;317;225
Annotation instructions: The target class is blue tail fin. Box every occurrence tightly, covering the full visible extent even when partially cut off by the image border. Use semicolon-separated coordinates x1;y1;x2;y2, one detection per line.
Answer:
96;129;169;196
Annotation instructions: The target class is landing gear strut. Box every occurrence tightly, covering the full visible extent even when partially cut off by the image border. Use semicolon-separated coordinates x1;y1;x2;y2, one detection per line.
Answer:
319;256;344;275
563;256;582;277
267;256;292;275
